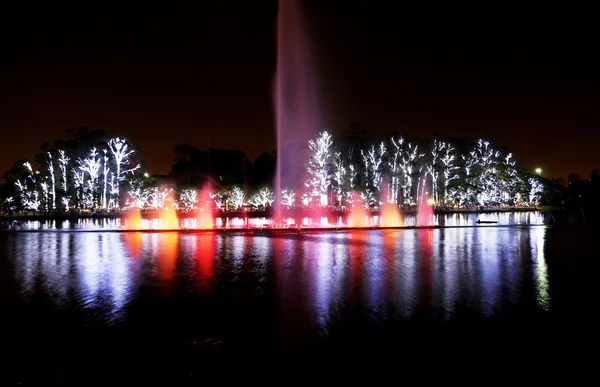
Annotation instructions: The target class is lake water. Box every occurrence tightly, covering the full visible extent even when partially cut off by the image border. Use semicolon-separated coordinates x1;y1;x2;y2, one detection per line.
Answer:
0;213;597;384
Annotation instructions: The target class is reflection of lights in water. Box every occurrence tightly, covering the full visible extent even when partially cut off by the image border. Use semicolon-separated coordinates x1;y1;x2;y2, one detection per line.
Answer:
156;232;179;281
122;232;143;260
440;229;459;318
195;233;215;290
313;239;334;333
81;233;101;306
394;230;417;317
479;227;501;317
231;236;246;273
530;226;550;311
365;232;386;318
104;233;130;316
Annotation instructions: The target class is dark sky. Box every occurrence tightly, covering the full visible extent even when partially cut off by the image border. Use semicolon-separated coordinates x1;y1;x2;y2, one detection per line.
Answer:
1;1;598;179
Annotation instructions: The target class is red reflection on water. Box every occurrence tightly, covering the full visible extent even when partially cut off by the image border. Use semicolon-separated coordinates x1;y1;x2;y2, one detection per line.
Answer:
195;233;215;291
157;232;179;280
122;232;143;261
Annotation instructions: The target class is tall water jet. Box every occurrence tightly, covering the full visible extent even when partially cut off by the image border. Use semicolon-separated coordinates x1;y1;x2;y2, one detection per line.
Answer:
196;185;214;229
417;176;434;226
273;0;321;225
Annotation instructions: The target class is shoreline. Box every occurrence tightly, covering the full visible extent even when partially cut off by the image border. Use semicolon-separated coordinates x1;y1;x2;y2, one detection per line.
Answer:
0;206;563;222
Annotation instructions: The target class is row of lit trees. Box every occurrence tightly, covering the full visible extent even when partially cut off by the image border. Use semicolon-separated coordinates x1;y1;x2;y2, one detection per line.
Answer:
1;128;546;213
300;131;545;208
3;134;140;212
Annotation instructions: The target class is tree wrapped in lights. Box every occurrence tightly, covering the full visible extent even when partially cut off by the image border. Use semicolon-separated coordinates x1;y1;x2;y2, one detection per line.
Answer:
209;191;227;210
305;131;333;207
281;188;296;208
363;142;387;205
249;186;274;209
46;152;56;210
528;177;544;205
332;152;346;207
229;186;245;210
179;188;198;210
426;139;443;204
77;147;102;209
107;137;141;208
148;186;174;209
126;177;153;209
395;138;423;205
15;162;41;211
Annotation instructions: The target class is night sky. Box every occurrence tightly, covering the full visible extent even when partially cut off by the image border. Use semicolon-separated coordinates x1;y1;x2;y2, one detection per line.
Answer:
1;1;598;179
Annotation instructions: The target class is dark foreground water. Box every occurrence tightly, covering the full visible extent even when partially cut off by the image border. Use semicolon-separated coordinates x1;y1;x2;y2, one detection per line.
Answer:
1;223;598;384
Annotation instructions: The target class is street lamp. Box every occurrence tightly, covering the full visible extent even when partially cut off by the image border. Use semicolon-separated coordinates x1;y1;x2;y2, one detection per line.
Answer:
535;168;542;175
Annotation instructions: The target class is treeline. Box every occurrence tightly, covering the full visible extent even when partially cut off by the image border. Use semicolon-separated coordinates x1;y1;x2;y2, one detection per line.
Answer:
1;123;597;214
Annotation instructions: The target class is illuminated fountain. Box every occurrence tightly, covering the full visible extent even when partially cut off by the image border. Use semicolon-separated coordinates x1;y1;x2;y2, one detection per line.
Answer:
380;202;402;227
123;207;143;230
159;197;179;230
273;0;321;226
347;193;369;227
417;177;434;227
196;185;214;229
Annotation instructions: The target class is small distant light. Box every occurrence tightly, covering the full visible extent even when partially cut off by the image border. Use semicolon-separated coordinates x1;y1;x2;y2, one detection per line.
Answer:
535;168;542;175
144;173;149;178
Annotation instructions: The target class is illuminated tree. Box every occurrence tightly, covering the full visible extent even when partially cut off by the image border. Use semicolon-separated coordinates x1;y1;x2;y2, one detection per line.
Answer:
179;188;198;210
15;162;41;211
426;139;443;204
46;152;56;210
229;186;245;209
332;152;346;206
77;147;102;209
305;131;333;206
398;139;424;205
439;142;459;204
249;186;274;209
107;137;141;207
126;178;152;209
57;150;69;193
281;188;296;208
528;177;544;205
209;191;226;210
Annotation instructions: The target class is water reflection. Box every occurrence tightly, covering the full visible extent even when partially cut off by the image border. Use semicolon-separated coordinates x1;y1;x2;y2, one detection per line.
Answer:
3;210;547;231
530;226;550;310
5;226;551;336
